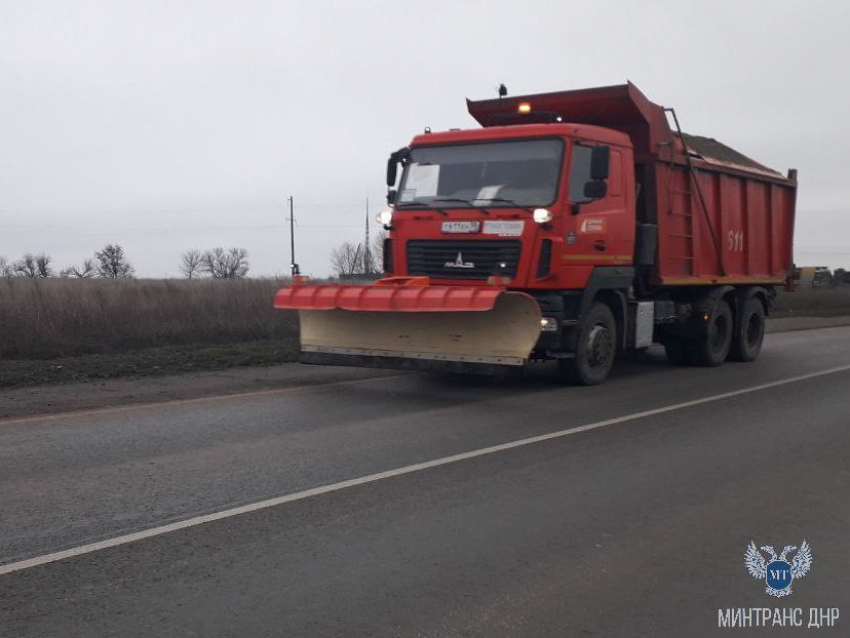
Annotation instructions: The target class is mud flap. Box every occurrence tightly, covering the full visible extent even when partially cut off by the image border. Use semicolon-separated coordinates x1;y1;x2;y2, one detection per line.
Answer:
298;292;541;368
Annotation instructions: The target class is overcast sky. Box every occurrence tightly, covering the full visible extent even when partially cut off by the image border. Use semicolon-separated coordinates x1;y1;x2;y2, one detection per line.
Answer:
2;0;849;277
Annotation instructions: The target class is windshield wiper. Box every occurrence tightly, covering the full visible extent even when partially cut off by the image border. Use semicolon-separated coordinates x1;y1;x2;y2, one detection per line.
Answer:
473;197;534;213
432;198;490;215
394;202;448;216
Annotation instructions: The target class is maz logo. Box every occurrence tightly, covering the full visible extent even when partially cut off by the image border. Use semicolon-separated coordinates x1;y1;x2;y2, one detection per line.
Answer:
444;252;475;269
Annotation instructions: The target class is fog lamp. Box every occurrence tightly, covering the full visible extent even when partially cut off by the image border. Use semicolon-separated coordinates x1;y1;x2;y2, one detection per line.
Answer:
540;317;558;332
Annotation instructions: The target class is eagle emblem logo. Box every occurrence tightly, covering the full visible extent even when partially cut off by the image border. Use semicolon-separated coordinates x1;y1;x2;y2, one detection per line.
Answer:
744;540;812;597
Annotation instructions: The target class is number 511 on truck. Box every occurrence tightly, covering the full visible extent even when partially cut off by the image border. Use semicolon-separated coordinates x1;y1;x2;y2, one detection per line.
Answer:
275;82;797;385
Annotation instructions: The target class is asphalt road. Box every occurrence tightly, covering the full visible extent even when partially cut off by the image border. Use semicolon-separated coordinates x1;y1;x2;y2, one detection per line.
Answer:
1;326;849;636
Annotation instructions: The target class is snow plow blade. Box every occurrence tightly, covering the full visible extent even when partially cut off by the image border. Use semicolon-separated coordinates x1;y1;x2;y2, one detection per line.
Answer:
274;279;542;373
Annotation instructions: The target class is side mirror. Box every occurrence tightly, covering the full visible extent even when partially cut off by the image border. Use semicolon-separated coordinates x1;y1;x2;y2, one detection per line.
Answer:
583;180;607;200
386;146;410;187
590;146;610;181
386;157;398;187
386;189;397;205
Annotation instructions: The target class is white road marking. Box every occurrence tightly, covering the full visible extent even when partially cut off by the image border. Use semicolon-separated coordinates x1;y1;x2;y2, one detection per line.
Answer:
2;363;850;576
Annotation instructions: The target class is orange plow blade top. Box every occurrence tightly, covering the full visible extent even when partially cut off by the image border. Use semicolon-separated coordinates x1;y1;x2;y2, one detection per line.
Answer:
274;281;542;369
273;282;505;312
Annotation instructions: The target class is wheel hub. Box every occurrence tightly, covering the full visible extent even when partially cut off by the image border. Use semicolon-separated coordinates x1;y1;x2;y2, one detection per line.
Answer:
587;325;612;367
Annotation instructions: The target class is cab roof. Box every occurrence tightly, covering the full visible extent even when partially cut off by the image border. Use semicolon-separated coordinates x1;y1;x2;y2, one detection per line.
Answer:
409;122;631;149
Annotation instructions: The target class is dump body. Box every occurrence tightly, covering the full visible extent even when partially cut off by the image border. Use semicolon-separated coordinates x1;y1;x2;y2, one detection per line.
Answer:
653;149;796;285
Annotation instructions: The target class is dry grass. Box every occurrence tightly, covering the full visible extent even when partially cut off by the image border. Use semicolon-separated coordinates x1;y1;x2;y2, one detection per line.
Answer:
0;278;297;360
773;286;850;317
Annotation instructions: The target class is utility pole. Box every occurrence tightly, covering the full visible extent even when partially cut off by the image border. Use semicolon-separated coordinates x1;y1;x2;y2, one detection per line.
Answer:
287;196;300;276
364;196;372;275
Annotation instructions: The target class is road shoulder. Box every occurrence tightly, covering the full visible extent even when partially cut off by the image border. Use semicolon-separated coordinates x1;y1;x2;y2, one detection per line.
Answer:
2;316;849;421
0;363;397;421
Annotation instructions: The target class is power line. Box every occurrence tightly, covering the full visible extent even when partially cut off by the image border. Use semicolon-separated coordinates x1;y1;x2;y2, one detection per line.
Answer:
0;203;368;215
0;223;363;234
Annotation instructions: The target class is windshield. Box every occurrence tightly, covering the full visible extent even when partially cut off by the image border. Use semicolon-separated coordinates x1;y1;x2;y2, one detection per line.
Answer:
396;139;563;208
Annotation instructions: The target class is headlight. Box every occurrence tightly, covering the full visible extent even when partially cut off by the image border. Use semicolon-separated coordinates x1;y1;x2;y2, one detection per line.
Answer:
376;210;393;225
540;317;558;332
533;208;553;224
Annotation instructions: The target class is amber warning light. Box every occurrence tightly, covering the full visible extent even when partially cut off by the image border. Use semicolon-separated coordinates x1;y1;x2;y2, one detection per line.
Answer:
517;102;532;114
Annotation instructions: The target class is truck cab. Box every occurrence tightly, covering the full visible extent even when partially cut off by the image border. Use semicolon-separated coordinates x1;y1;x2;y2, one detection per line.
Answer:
383;124;636;293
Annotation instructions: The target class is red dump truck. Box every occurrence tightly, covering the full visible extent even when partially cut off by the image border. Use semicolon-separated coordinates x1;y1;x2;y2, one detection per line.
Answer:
275;83;797;384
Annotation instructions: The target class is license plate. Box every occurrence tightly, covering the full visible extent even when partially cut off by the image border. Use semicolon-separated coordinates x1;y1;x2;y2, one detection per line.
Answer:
442;221;481;234
483;220;524;237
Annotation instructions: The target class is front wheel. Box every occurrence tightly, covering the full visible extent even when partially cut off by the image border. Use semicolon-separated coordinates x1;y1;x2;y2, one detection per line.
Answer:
559;302;617;385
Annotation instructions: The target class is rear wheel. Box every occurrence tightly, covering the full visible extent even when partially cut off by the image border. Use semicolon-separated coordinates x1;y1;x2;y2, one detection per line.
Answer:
559;302;617;385
729;297;765;362
687;299;733;366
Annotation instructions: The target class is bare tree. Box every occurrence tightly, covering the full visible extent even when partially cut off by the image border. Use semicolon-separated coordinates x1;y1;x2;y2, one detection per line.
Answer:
372;230;389;273
200;247;250;279
36;253;53;278
60;259;97;278
14;252;53;278
0;256;13;278
95;244;135;279
180;249;203;279
13;254;37;278
330;241;363;277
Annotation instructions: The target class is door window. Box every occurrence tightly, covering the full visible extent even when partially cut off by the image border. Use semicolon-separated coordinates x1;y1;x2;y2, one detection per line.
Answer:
568;144;594;203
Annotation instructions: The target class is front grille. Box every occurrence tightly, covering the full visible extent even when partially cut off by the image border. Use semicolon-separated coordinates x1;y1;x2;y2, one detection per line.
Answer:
406;240;521;280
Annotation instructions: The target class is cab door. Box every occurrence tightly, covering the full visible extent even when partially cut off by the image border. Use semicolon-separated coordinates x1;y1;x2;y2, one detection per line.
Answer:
562;140;633;269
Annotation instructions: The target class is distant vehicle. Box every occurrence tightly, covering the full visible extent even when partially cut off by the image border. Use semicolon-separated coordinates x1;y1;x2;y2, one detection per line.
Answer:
276;83;797;384
812;267;834;288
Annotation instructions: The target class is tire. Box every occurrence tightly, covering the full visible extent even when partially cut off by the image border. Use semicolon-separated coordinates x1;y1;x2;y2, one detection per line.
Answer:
559;302;617;385
687;299;733;367
729;296;766;362
664;339;689;365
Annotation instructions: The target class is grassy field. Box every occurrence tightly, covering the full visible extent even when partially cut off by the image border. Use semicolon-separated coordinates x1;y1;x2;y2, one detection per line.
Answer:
0;278;296;360
1;278;849;388
773;286;850;316
0;278;300;388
